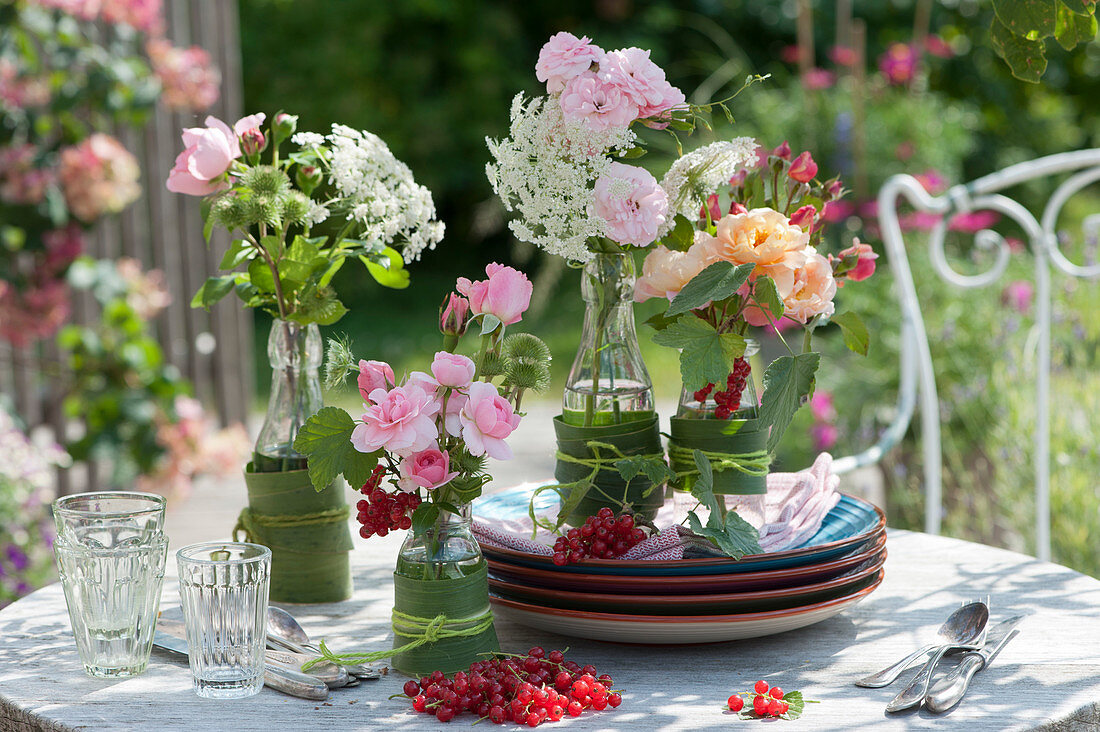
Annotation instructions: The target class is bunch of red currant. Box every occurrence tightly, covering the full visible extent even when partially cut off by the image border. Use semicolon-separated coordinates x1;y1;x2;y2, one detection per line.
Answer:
355;465;420;538
551;508;647;566
693;356;752;420
726;679;813;720
400;647;622;726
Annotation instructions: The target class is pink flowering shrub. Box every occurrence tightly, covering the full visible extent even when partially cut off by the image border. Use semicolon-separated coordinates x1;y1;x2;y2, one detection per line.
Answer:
58;134;141;222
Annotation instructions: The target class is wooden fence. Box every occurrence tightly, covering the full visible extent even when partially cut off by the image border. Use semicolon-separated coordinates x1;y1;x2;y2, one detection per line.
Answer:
0;0;253;494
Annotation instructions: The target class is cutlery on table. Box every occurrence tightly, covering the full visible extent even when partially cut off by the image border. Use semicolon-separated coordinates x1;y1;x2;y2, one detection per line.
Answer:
857;600;989;688
267;605;380;680
884;601;990;713
924;615;1024;714
151;629;329;701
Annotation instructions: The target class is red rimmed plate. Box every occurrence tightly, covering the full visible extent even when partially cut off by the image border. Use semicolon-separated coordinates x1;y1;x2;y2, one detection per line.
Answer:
486;532;886;595
478;493;885;576
488;569;884;644
488;549;884;615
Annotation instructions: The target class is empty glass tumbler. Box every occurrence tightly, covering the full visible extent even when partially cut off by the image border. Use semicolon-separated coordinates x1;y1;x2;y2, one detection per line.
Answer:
52;491;169;679
177;542;271;699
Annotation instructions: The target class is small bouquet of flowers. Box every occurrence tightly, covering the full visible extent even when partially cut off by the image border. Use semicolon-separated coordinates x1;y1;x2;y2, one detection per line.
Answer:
167;111;444;603
295;263;551;676
636;140;875;522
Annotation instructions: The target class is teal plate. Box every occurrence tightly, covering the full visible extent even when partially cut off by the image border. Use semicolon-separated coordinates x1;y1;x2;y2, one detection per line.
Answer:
476;483;885;576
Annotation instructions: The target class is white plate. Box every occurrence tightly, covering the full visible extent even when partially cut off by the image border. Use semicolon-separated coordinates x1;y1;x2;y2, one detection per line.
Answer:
489;569;883;644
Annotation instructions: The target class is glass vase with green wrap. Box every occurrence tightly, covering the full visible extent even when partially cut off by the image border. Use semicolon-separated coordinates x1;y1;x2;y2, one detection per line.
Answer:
295;263;551;677
168;111;445;603
637;140;874;534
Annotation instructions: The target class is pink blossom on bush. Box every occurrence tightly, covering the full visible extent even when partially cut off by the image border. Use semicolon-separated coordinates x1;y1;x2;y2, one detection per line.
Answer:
822;200;855;224
1001;280;1033;313
42;226;85;274
914;169;948;194
811;423;839;451
592;162;668;246
599;47;685;118
58;133;140;222
100;0;163;34
458;381;521;461
116;257;171;319
30;0;101;20
166;114;264;196
559;71;638;132
357;360;395;400
949;210;1000;233
536;32;604;94
0;145;53;205
810;391;837;422
788;151;818;183
146;39;220;112
802;68;836;90
0;279;71;347
780;45;801;64
352;383;441;457
0;60;49;109
456;263;533;327
829;45;858;66
430;351;476;389
879;43;918;85
397;446;458;492
924;35;954;59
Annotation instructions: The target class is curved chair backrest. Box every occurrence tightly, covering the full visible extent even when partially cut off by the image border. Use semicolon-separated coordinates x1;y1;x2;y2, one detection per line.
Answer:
832;149;1100;561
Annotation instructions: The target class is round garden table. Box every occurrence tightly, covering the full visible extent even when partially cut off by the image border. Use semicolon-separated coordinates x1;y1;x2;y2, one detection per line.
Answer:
1;529;1099;731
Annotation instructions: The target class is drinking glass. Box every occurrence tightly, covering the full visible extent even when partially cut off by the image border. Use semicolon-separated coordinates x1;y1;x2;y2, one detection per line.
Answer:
54;534;169;678
53;491;166;548
176;542;271;699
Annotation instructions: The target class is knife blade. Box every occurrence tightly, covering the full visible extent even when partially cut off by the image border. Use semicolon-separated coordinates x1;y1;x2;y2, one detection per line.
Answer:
924;615;1024;714
151;629;329;700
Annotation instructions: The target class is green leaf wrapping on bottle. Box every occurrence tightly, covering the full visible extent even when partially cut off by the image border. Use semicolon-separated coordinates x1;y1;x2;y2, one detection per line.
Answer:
667;261;755;317
830;310;870;356
759;353;821;452
652;315;746;393
614;455;677;486
292;406;380;491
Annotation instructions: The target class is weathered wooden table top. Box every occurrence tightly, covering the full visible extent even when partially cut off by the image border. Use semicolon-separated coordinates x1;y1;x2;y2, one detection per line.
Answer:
2;529;1099;732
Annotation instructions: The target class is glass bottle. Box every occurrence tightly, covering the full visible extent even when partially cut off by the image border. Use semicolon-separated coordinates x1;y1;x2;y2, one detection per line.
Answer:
562;253;654;427
253;319;322;472
395;503;483;581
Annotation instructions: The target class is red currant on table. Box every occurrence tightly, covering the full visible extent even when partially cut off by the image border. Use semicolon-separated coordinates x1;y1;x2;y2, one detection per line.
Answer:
769;686;784;699
551;511;647;565
727;694;744;712
753;679;770;695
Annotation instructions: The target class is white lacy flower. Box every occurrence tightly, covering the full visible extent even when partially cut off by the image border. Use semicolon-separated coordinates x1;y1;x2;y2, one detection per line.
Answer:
305;201;330;227
324;124;444;262
291;132;325;149
660;138;758;226
485;93;638;262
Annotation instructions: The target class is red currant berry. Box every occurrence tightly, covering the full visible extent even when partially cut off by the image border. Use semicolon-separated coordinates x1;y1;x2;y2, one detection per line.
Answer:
608;692;622;708
753;694;769;715
403;680;420;697
567;700;583;717
412;695;427;712
727;694;744;712
435;706;455;722
769;686;784;699
754;680;769;695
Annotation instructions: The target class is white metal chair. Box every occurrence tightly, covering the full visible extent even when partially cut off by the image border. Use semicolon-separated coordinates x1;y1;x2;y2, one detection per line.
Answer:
833;150;1100;561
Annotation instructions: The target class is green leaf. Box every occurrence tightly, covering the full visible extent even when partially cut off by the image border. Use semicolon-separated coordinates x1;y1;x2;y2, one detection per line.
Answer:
664;214;695;252
480;313;503;335
190;275;236;310
652;316;746;392
411;503;440;538
1055;3;1098;49
831;310;870;356
685;509;762;560
247;258;277;293
667;262;755;317
992;0;1058;37
689;448;719;515
290;286;348;326
201;197;215;244
643;311;679;332
751;275;784;323
292;406;380;491
219;239;254;270
1060;0;1096;14
318;257;345;288
759;353;821;452
991;16;1049;82
618;147;647;159
277;258;313;288
782;691;808;720
287;235;321;264
614;455;676;487
260;234;283;257
361;247;410;289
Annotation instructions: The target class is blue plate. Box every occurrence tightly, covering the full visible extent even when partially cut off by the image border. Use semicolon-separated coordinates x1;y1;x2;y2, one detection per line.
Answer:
476;483;886;576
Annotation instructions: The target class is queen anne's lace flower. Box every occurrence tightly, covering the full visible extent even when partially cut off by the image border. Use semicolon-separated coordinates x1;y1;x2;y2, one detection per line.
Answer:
660;138;758;224
323;124;444;262
291;132;325;149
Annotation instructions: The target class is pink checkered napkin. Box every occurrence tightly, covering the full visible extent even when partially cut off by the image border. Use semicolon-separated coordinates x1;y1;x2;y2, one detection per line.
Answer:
471;452;841;561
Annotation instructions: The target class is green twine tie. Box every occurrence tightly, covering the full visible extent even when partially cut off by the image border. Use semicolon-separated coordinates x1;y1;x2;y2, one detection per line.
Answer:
302;609;496;671
667;443;771;478
232;505;350;543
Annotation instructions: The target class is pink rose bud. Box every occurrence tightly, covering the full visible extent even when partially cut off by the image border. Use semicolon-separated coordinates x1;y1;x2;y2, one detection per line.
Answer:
430;351;476;389
439;292;471;336
455;263;533;327
772;141;791;160
296;164;323;195
789;204;817;231
827;180;843;199
241;128;266;157
838;239;878;282
788;151;818;183
700;193;721;223
729;201;748;215
729;169;747;187
273;112;298;141
357;359;396;400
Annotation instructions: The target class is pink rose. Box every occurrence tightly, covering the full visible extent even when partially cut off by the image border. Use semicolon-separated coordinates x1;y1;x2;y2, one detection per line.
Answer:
357;360;395;400
559;72;638;132
439;292;471;336
599;47;685;119
592;162;668;247
430;351;476;389
838;239;878;282
397;446;458;492
788;151;818;183
772;141;792;160
455;263;533;327
783;248;837;324
165;113;265;196
405;370;441;395
634;237;710;303
789;205;817;232
700;193;721;223
458;381;521;461
444;391;467;438
536;32;604;94
351;384;440;457
879;43;918;85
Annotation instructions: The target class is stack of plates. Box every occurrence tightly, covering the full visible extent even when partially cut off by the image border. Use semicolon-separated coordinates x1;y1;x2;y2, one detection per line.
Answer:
476;485;886;644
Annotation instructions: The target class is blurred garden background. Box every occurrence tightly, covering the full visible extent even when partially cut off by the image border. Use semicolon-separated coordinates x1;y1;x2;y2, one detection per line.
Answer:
2;0;1099;605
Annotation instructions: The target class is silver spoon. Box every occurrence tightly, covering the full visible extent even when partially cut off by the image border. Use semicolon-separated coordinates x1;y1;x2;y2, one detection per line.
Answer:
884;601;990;713
856;601;988;688
267;606;380;680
